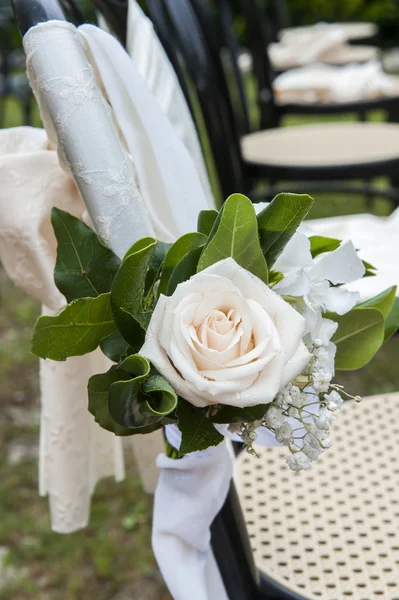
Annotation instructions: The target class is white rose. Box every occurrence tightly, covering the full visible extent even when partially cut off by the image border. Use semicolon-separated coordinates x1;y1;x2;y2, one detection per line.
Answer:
140;258;311;408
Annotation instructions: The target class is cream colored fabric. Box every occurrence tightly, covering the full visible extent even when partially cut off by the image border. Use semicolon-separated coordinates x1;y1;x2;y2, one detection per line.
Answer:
270;22;378;70
126;0;213;206
274;61;399;106
0;17;214;532
0;127;125;534
279;22;378;43
242;122;399;167
236;392;399;599
24;21;155;258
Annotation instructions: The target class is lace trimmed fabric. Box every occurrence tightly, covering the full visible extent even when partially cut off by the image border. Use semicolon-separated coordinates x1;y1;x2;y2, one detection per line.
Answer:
0;127;125;534
0;18;214;533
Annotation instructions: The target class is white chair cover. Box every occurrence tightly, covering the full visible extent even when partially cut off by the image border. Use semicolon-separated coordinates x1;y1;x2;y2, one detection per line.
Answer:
1;19;227;599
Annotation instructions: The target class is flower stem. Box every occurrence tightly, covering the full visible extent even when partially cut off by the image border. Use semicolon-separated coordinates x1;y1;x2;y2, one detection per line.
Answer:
165;439;181;460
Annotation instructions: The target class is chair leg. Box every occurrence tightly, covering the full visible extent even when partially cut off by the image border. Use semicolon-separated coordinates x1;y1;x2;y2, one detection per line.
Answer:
210;482;264;600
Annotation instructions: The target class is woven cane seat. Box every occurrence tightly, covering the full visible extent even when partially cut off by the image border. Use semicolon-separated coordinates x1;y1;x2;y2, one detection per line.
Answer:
236;393;399;599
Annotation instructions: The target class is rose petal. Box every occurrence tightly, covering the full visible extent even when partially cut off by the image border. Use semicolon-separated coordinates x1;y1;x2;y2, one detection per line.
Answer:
279;341;311;390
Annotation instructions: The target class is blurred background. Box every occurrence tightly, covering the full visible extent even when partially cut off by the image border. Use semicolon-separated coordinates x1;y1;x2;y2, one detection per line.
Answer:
1;0;399;598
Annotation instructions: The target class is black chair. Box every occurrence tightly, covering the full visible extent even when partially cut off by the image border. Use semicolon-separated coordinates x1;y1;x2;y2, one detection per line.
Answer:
222;0;399;128
147;0;399;205
266;0;378;46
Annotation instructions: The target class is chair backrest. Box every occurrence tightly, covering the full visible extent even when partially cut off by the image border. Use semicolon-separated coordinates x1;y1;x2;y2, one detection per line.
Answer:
266;0;290;41
147;0;247;199
190;0;251;135
237;0;280;129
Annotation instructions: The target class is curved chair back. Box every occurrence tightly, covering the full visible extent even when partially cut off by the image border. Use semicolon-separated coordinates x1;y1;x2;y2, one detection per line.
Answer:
266;0;290;41
147;0;247;199
191;0;251;135
237;0;280;128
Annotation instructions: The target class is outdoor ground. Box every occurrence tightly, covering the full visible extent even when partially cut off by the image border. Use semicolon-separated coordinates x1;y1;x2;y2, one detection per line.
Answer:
1;88;399;599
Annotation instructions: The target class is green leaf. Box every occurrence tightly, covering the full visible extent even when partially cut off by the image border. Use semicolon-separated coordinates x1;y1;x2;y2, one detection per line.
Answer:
332;307;385;370
100;329;137;362
309;235;341;258
167;245;205;296
257;193;314;267
159;232;207;296
358;286;397;319
32;293;115;360
384;297;399;341
109;355;156;429
51;208;120;302
111;237;157;343
88;366;135;436
362;259;377;278
197;209;218;236
209;403;268;424
141;372;178;417
198;193;268;282
177;401;223;455
108;355;177;429
145;241;172;301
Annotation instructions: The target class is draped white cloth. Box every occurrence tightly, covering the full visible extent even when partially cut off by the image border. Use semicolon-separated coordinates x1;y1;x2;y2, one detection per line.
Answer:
0;127;126;533
126;0;213;205
0;18;228;599
0;18;212;535
274;61;399;106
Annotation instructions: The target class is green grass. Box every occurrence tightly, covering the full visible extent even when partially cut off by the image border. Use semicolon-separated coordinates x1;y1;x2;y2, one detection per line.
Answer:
1;67;399;599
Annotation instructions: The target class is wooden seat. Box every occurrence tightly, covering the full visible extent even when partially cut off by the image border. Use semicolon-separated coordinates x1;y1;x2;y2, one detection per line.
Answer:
235;393;399;599
242;122;399;168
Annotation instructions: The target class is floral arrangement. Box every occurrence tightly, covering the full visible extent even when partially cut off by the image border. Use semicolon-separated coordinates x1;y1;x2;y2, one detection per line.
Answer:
32;193;399;470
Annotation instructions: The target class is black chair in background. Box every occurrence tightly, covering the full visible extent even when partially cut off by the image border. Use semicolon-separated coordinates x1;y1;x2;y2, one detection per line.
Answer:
147;0;399;205
226;0;399;128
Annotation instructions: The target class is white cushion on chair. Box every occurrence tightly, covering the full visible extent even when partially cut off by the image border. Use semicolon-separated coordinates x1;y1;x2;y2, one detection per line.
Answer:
279;23;378;43
242;122;399;167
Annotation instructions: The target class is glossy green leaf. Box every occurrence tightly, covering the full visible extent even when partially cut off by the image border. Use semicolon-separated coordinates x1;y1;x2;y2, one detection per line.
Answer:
141;372;178;417
197;193;268;282
51;208;120;302
167;245;205;296
159;232;207;296
108;355;156;429
257;193;314;267
88;366;135;436
32;293;115;360
145;241;172;301
384;297;399;341
332;307;385;370
358;286;397;319
197;209;218;236
309;235;340;258
177;401;223;455
111;237;157;343
100;329;137;362
209;403;268;424
108;355;177;429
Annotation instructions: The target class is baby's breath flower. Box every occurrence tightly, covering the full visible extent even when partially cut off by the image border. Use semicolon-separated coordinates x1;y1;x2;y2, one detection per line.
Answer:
275;422;293;445
324;390;343;411
312;370;332;393
286;451;311;472
264;405;285;429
